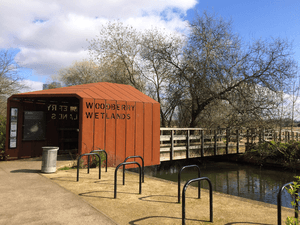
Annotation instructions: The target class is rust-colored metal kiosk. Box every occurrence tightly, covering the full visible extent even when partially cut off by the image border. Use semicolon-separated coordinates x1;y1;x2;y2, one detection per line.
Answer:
5;82;160;167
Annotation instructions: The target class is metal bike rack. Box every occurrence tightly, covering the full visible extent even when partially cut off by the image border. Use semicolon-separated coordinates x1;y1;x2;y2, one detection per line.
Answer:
114;161;142;199
182;177;213;225
77;153;101;182
178;165;201;203
277;182;299;225
90;149;108;172
123;155;144;184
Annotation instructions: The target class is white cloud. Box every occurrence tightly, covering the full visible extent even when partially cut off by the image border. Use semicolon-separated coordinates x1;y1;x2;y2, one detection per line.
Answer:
15;48;89;76
19;80;43;93
0;0;197;77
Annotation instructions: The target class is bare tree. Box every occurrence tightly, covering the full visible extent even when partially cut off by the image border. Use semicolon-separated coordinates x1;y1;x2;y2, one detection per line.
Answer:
281;72;300;132
0;50;26;115
58;60;104;86
88;21;184;127
289;77;300;132
170;12;296;128
139;28;185;126
88;21;146;92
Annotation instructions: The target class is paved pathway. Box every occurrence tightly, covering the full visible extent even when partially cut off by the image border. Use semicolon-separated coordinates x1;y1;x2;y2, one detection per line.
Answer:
0;156;118;225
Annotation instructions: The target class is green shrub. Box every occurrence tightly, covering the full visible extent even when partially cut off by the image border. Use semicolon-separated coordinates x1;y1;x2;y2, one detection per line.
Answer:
64;151;106;170
285;176;300;224
245;140;300;169
90;151;106;168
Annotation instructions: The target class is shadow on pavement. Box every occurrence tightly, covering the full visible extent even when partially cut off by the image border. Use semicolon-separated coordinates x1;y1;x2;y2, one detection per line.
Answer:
138;194;178;204
49;177;77;182
129;216;205;224
10;169;41;173
79;190;141;199
94;180;140;185
138;194;200;204
225;222;273;225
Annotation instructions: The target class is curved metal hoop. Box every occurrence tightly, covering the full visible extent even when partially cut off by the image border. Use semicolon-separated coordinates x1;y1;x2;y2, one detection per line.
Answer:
114;161;142;199
77;153;101;182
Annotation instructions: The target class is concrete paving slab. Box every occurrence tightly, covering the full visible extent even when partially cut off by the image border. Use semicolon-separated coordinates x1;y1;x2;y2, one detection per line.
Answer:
43;167;296;225
0;156;118;225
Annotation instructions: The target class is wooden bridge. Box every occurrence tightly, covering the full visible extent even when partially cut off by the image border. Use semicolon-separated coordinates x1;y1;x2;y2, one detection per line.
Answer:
160;127;300;161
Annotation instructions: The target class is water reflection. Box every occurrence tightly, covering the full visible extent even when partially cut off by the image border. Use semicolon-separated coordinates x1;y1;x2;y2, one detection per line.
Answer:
141;162;298;208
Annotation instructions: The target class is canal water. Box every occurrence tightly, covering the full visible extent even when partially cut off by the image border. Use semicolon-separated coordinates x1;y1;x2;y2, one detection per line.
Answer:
139;161;299;208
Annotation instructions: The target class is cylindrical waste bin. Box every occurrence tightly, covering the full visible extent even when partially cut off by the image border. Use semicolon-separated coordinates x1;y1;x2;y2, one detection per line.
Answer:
41;146;59;173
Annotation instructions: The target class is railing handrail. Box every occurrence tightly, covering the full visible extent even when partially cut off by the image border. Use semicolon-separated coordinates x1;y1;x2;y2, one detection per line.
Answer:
160;128;204;131
182;177;213;224
77;153;101;182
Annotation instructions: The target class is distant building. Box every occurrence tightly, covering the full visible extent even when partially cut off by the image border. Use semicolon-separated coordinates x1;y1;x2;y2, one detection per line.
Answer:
43;82;62;90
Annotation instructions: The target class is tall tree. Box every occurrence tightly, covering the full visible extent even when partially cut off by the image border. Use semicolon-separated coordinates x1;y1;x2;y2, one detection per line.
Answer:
58;60;103;86
88;21;184;127
88;21;146;92
139;28;184;126
172;12;296;128
0;49;26;115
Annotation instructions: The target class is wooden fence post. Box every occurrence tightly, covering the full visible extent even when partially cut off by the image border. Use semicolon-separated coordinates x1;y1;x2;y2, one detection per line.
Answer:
214;130;217;156
246;129;249;152
251;128;255;144
259;129;262;144
186;130;190;159
170;130;174;161
226;128;230;154
236;129;240;154
201;130;204;157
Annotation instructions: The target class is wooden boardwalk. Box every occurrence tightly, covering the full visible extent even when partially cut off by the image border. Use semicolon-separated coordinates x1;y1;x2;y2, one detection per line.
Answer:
160;127;300;162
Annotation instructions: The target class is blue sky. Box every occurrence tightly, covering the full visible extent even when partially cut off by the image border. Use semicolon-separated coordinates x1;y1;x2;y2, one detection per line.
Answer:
188;0;300;52
0;0;299;92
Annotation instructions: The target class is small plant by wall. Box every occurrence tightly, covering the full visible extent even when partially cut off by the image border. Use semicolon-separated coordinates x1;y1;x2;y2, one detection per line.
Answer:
285;176;300;224
89;151;106;168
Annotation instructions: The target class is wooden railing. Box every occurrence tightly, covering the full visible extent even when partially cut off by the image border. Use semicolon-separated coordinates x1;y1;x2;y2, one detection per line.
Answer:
160;128;300;161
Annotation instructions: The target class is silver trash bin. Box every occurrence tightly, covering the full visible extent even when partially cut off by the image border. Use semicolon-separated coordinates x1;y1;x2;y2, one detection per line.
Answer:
41;146;59;173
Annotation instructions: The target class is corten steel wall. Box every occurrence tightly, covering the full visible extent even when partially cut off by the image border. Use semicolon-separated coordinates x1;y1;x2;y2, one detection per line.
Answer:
79;83;160;167
5;83;160;167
